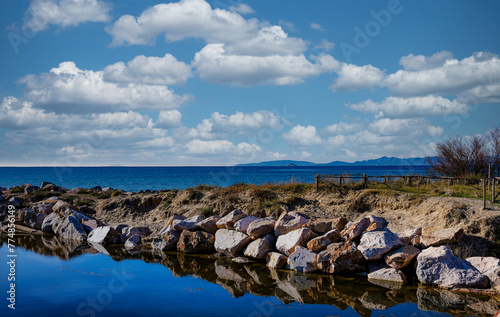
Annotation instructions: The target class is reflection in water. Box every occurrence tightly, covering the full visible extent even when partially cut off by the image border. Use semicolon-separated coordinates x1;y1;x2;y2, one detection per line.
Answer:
2;233;499;317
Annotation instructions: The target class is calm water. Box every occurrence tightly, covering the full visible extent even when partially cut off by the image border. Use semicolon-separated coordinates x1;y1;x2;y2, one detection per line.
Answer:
0;166;429;191
2;234;498;317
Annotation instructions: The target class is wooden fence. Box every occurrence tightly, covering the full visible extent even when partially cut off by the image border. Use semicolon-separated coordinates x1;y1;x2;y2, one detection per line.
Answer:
314;174;499;208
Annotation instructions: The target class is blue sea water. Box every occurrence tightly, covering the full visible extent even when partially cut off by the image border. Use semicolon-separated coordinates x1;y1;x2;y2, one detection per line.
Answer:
0;165;429;191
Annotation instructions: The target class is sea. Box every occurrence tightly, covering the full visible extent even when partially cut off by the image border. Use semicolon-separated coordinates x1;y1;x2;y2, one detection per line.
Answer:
0;165;430;191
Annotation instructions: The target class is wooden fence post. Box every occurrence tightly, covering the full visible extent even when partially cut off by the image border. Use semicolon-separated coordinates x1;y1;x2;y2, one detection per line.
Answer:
339;175;343;186
363;174;368;187
315;175;320;191
483;178;487;209
493;177;496;203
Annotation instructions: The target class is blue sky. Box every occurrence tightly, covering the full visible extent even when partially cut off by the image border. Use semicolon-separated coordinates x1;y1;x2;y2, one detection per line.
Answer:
1;0;499;166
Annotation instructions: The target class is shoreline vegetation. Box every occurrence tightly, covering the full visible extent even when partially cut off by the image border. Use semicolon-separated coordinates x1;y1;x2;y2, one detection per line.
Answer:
1;180;500;307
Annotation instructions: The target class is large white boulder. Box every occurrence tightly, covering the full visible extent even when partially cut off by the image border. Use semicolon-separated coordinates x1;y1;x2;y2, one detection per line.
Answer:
416;245;489;288
358;229;402;261
274;212;310;236
215;229;252;255
276;228;317;256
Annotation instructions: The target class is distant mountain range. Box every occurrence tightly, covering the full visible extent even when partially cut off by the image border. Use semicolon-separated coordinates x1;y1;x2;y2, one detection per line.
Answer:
235;156;436;167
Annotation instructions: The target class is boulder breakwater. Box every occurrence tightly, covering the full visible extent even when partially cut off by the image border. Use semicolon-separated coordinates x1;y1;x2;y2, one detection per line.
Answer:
1;182;500;295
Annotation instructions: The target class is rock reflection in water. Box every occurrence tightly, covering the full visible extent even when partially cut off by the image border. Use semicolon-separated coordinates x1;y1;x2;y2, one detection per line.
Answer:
2;234;499;317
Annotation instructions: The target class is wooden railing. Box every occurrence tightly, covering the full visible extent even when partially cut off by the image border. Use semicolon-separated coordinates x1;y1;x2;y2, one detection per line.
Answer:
314;174;499;209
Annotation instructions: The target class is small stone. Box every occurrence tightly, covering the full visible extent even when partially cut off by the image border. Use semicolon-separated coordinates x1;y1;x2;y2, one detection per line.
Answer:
267;252;288;269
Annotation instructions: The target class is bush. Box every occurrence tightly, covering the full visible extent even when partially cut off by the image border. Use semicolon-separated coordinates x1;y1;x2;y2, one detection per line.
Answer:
429;126;500;178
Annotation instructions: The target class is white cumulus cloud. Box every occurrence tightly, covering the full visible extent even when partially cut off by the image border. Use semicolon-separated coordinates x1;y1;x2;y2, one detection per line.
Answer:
282;125;323;146
24;0;111;33
103;54;192;86
330;63;385;92
348;95;468;118
18;61;192;113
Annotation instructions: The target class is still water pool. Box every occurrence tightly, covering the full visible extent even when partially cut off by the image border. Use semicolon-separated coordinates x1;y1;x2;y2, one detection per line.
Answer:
1;234;498;317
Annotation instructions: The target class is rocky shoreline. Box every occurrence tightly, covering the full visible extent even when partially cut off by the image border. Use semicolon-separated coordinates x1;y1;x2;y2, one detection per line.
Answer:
1;182;500;296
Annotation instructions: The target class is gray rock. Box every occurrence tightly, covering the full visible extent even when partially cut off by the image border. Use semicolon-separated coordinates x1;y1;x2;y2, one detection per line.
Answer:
31;201;54;214
153;225;180;251
121;226;152;242
172;215;202;232
41;181;55;188
317;241;365;274
287;246;318;273
214;229;252;255
177;230;215;254
8;197;22;207
234;216;260;233
276;227;317;256
88;226;121;244
244;234;275;259
41;212;64;233
113;224;128;234
57;216;87;242
416;245;489;288
365;215;389;232
90;186;102;191
368;266;407;286
341;217;370;241
385;245;420;269
24;185;39;194
466;257;500;289
306;229;341;252
397;227;422;245
216;209;247;229
304;217;348;234
358;229;402;261
26;212;46;230
267;252;288;269
246;217;276;239
194;215;221;234
125;235;141;249
420;227;464;248
274;212;310;236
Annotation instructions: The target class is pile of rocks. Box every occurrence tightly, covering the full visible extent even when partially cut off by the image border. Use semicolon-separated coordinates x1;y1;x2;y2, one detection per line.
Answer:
152;210;500;290
5;194;152;250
